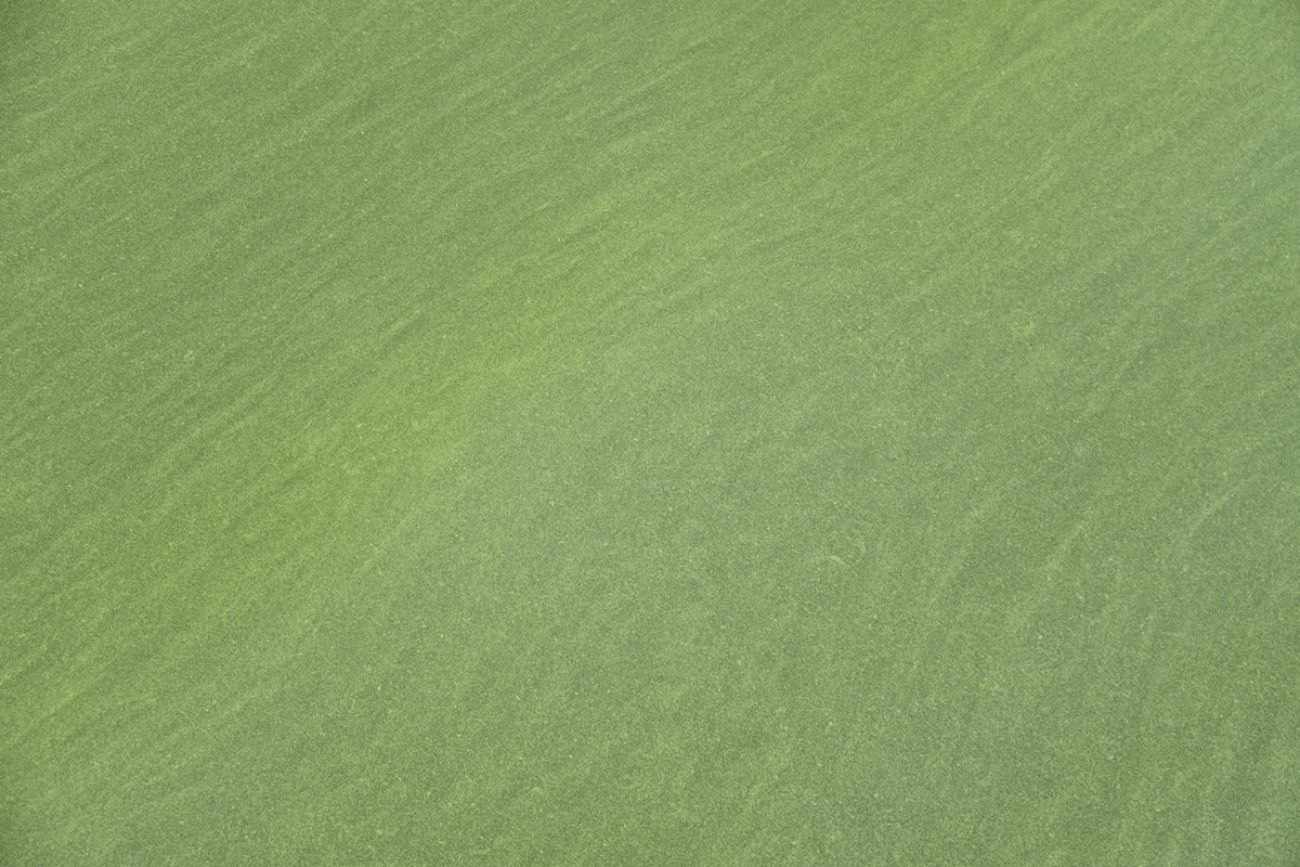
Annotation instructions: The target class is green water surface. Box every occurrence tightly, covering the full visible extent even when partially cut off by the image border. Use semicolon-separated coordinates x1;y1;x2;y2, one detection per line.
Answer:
3;1;1298;863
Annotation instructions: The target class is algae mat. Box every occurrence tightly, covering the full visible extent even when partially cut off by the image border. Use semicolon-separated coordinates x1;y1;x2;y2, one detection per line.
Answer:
3;0;1298;863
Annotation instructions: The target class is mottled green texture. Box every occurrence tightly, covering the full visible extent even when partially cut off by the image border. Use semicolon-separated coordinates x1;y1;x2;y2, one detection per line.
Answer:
3;1;1298;864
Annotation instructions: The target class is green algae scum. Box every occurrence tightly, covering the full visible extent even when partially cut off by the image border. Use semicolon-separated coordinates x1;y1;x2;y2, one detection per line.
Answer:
2;1;1298;863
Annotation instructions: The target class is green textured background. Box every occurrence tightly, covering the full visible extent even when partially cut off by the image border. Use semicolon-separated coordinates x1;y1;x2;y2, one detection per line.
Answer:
3;1;1298;863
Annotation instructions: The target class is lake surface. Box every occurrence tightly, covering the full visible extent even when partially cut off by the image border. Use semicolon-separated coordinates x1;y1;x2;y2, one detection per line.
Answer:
3;0;1297;863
